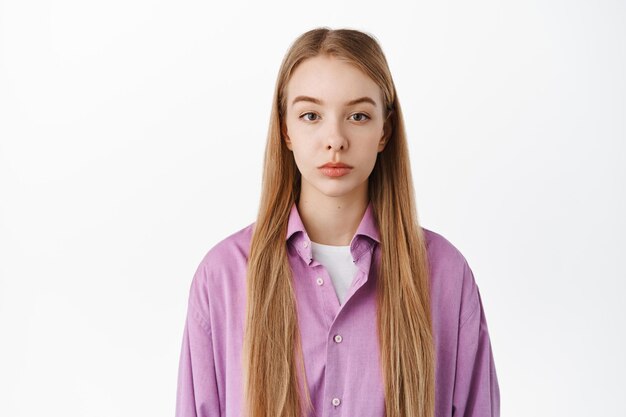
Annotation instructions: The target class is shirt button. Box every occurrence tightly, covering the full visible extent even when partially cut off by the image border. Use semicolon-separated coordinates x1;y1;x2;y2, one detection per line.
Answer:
332;397;341;406
316;277;323;285
334;334;342;343
303;241;309;248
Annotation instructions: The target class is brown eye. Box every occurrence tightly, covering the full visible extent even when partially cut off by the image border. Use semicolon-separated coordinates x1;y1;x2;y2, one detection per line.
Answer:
350;113;370;122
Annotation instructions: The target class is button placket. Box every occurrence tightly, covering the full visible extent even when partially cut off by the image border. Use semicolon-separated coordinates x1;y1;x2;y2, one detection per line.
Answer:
329;331;344;410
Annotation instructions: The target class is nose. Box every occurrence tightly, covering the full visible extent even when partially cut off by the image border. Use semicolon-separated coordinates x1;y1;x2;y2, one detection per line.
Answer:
325;118;348;151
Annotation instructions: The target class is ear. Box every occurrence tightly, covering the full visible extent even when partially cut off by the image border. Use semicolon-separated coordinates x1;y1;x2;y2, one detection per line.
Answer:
378;111;393;152
281;122;293;151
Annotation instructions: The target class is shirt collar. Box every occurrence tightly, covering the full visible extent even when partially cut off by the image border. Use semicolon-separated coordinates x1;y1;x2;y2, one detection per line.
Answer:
286;200;380;265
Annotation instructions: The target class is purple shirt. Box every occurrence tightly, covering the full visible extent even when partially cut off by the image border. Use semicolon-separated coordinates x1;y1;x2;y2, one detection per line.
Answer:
175;201;500;417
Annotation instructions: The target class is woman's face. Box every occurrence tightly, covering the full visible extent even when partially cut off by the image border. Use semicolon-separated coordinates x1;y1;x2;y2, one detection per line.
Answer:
283;55;390;203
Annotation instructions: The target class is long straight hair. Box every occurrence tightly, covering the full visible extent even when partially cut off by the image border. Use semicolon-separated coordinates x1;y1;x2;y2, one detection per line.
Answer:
242;27;435;417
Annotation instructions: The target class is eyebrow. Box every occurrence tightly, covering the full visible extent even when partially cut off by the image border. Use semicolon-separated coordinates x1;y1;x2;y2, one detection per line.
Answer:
291;95;377;107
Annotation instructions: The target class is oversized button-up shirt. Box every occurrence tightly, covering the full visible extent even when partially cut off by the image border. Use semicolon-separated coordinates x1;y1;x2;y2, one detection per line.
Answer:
175;201;500;417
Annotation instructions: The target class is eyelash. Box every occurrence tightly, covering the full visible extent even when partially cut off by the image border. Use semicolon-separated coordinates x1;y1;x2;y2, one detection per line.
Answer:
299;112;371;123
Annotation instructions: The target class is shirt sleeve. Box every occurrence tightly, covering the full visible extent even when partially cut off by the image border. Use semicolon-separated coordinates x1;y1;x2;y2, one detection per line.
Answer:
175;263;221;417
452;262;501;417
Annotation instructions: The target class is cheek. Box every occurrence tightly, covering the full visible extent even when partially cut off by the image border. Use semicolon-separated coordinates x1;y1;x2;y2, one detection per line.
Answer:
289;141;315;170
285;121;307;145
358;139;383;167
288;129;316;153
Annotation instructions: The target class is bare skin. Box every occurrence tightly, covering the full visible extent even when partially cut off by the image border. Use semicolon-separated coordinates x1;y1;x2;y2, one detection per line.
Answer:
283;55;391;245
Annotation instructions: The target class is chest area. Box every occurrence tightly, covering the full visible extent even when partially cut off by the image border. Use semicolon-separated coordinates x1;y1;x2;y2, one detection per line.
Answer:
290;260;386;416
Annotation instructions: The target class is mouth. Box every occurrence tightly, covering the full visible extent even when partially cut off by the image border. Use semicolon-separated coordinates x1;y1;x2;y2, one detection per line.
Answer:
319;166;352;178
319;162;353;169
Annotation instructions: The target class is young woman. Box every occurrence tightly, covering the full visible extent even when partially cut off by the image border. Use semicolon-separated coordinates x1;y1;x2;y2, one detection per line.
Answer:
175;27;500;417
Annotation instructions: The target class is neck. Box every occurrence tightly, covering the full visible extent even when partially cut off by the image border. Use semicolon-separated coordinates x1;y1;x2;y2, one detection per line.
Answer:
297;184;368;246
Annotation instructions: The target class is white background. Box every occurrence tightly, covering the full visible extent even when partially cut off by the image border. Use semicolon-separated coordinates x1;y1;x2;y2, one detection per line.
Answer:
1;0;624;416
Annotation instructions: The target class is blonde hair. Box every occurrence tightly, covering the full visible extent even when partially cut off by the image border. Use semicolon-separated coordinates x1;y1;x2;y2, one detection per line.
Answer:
242;27;434;417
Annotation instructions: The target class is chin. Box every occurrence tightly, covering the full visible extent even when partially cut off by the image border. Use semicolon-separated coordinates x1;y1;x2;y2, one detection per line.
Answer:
301;175;365;199
317;183;362;199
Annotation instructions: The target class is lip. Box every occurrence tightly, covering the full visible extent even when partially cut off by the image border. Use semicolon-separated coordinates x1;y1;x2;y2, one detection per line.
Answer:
319;162;353;178
319;162;353;169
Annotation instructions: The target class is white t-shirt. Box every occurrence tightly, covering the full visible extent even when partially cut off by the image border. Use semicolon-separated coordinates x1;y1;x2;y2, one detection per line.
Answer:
310;241;359;305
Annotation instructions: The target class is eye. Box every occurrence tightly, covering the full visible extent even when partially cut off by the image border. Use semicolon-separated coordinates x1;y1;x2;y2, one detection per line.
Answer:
299;112;319;122
350;113;371;122
298;112;371;123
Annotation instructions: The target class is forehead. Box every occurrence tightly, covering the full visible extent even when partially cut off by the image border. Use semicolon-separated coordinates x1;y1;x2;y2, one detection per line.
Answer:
286;55;383;107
